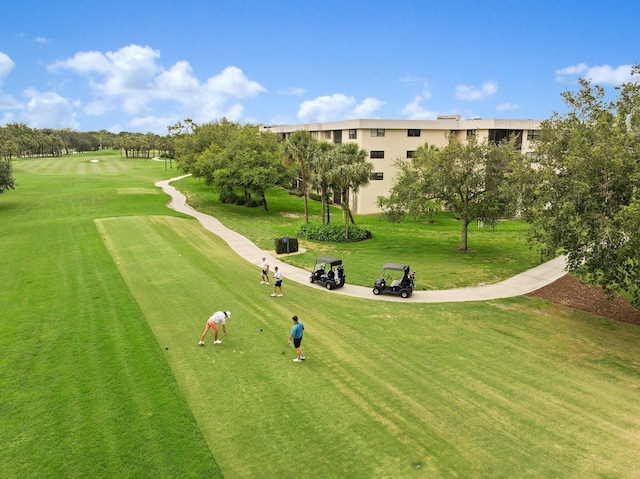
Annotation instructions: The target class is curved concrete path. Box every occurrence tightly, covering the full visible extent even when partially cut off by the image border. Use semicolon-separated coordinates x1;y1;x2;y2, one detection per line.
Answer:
156;175;567;303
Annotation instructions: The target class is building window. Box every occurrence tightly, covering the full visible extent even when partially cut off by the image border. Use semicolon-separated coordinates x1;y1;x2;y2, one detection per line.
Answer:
467;129;477;138
406;150;415;158
311;131;319;139
527;130;540;141
408;129;421;137
370;172;384;180
370;150;385;159
371;129;385;137
324;131;332;140
349;129;357;139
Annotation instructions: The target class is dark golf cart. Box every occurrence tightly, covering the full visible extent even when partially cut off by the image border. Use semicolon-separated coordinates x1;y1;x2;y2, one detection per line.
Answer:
309;256;345;290
373;264;415;298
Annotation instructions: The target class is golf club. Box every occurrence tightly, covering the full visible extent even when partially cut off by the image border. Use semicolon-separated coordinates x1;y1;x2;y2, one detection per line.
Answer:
281;341;291;354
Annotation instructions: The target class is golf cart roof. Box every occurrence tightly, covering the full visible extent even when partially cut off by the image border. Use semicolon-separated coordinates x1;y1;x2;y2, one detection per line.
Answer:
315;256;342;265
382;263;410;272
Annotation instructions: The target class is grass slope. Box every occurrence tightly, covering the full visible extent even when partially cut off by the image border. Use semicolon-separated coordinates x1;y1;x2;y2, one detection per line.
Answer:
1;153;220;478
100;216;640;478
2;151;640;478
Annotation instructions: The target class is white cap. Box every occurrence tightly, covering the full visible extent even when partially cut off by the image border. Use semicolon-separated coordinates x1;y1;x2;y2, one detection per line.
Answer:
225;311;231;317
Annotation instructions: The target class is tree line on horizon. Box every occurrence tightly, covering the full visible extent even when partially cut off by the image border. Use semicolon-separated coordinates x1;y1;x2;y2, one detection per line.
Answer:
0;123;175;160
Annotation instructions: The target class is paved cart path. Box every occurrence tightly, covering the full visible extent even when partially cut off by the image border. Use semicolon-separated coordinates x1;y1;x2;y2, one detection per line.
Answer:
156;175;567;303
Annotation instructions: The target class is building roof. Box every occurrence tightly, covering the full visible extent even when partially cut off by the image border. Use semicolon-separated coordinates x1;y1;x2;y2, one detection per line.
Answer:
261;117;542;133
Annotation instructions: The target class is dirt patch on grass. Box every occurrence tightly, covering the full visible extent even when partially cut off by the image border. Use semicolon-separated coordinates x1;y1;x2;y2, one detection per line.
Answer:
526;275;640;326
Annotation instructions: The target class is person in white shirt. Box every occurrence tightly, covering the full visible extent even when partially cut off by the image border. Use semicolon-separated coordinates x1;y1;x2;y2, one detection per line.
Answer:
261;257;270;284
199;310;230;345
272;266;283;297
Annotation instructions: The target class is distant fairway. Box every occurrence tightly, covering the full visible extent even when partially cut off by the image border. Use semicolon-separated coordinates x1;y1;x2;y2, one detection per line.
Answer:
3;151;640;478
15;152;137;176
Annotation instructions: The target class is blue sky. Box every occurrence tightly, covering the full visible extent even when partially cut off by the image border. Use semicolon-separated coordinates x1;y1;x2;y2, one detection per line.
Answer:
1;0;637;134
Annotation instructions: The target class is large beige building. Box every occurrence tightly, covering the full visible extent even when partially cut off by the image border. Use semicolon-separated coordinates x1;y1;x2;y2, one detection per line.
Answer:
260;116;541;214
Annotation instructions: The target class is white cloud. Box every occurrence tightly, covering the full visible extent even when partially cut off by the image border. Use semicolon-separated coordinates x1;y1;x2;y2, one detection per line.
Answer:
0;92;22;109
400;89;436;120
83;99;113;116
555;63;633;84
48;50;113;75
0;53;21;109
398;79;433;118
496;102;521;111
203;66;266;99
34;37;51;44
128;114;177;134
353;97;386;117
455;81;498;101
154;61;200;98
20;88;79;129
297;94;385;122
189;67;265;122
1;112;16;124
100;45;161;95
399;76;428;86
588;64;634;84
298;94;352;121
47;44;268;130
277;87;306;96
0;52;16;82
555;63;588;77
267;113;295;125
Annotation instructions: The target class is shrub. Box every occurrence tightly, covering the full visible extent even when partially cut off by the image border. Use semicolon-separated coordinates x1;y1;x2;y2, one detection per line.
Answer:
288;189;303;197
308;192;321;202
274;236;299;254
296;223;372;242
219;190;238;204
241;197;263;208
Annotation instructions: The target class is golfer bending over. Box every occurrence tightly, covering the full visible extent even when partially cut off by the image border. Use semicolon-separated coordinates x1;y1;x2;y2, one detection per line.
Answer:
199;310;230;345
289;315;305;362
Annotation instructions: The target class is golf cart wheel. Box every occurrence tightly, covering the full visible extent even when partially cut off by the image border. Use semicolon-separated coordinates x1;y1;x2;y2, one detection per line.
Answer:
326;282;333;290
373;287;380;295
309;276;314;283
401;290;409;298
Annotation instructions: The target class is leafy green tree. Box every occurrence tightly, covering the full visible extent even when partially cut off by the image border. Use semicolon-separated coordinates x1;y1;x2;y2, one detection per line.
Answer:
0;160;15;194
173;119;285;211
331;142;372;238
172;118;237;174
198;124;287;210
523;68;640;305
378;144;441;223
280;130;317;223
385;135;525;251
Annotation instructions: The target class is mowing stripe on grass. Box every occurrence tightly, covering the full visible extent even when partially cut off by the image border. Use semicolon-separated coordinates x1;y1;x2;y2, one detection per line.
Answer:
1;156;221;478
98;213;640;478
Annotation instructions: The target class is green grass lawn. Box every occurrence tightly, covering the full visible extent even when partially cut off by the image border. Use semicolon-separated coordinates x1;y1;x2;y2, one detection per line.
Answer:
174;175;542;290
2;151;640;478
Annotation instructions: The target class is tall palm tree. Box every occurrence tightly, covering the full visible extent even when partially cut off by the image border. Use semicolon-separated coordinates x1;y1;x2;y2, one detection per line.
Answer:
308;141;337;224
332;142;373;238
280;130;317;223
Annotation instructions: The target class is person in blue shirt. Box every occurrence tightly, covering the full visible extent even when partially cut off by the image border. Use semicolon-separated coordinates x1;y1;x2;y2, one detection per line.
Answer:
289;315;305;362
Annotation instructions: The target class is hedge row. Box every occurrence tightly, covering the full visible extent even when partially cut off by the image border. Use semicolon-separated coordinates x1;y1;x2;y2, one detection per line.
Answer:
296;223;372;243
